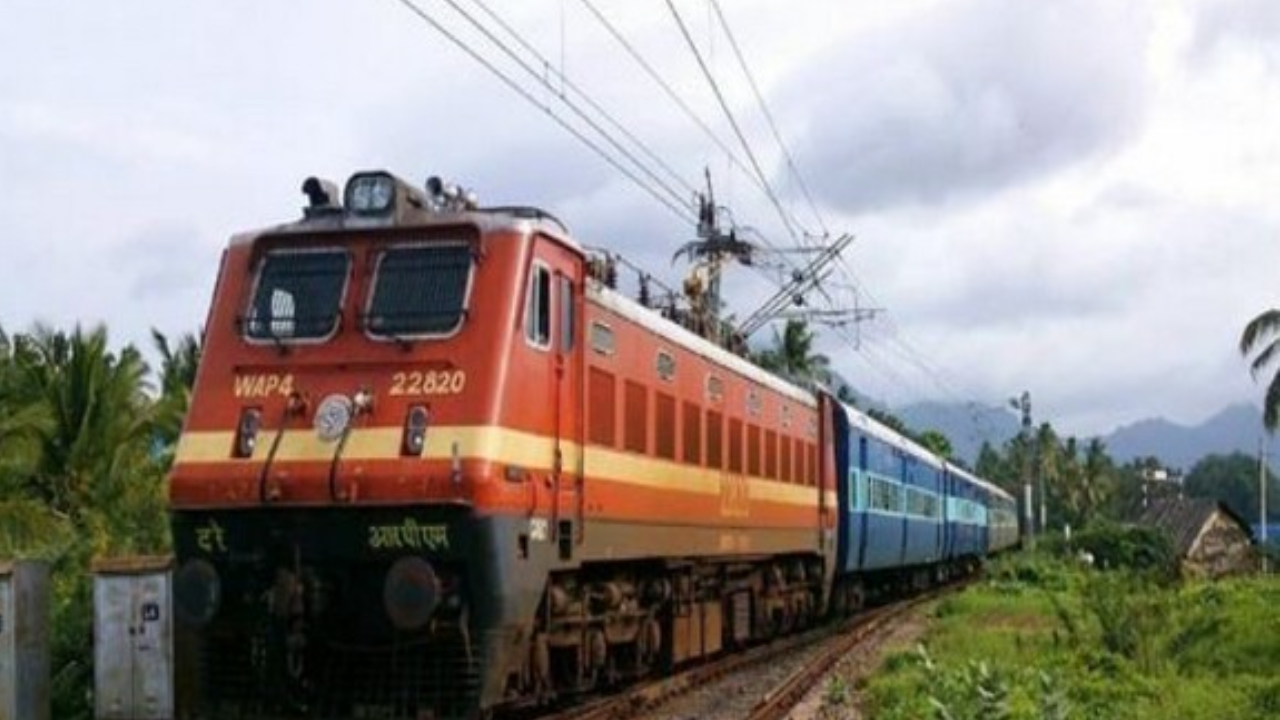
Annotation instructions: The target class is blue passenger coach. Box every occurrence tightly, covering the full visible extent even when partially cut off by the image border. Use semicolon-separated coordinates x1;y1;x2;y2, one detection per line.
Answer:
831;399;1015;605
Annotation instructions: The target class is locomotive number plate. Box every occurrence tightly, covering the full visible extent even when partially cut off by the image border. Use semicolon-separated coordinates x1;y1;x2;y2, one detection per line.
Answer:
233;373;295;398
389;369;467;396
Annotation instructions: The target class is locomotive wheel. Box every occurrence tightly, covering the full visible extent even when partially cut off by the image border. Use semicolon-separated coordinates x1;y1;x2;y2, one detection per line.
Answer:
585;627;608;686
531;632;553;701
638;615;662;668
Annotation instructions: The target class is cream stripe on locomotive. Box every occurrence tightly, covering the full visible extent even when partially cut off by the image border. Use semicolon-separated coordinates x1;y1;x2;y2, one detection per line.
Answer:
175;426;836;508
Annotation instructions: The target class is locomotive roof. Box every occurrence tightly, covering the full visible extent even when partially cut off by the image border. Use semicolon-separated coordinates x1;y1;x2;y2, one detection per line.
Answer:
231;205;578;250
591;282;817;408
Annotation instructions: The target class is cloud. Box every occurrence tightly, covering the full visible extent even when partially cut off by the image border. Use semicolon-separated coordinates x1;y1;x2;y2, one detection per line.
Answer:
1192;0;1280;59
782;0;1152;213
840;183;1280;435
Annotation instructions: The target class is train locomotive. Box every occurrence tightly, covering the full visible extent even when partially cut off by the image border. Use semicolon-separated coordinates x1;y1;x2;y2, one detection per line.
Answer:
167;170;1018;719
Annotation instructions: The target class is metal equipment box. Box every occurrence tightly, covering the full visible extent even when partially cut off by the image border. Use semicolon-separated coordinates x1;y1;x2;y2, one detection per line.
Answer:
93;556;174;720
0;560;50;720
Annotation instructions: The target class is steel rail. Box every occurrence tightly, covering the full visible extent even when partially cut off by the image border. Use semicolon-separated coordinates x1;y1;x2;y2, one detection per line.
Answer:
534;580;967;720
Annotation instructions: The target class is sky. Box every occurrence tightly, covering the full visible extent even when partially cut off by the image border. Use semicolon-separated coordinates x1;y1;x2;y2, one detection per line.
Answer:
2;0;1279;439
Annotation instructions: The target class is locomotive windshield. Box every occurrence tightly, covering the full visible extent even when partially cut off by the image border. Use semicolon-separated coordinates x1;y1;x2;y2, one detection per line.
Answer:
365;243;472;338
244;249;349;341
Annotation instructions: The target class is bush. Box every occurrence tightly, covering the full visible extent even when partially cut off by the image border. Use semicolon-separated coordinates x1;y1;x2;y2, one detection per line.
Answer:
985;552;1073;592
1069;521;1178;579
865;564;1280;720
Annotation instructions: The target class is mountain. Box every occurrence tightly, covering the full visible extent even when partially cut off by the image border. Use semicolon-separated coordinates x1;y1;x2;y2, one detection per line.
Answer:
1103;403;1265;472
895;401;1021;465
892;400;1267;472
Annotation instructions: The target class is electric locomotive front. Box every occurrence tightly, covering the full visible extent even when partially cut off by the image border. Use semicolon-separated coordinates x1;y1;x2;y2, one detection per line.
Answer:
168;172;571;719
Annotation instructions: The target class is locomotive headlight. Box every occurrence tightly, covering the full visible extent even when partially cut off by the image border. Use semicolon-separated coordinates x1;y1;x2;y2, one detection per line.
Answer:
345;172;396;214
233;407;262;458
314;394;353;442
383;556;441;631
174;559;222;628
402;404;430;456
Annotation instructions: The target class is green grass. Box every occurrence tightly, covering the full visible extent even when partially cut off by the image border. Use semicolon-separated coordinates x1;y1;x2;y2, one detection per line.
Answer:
862;554;1280;720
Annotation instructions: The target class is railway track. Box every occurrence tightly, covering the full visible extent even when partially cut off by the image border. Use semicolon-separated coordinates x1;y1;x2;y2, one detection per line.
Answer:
535;581;963;720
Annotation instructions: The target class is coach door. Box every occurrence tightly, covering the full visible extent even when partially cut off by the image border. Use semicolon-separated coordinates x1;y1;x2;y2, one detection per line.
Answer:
531;236;584;558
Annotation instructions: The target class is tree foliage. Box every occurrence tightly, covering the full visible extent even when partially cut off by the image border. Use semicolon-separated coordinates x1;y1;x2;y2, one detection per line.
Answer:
753;319;830;387
1240;308;1280;429
0;322;199;718
1183;451;1276;524
918;430;954;460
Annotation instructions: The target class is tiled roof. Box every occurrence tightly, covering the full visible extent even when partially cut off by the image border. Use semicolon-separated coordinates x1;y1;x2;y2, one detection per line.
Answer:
1135;497;1253;555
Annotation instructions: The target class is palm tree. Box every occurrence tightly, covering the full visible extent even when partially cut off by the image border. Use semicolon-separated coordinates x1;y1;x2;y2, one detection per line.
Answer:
1034;422;1059;531
1240;309;1280;429
0;325;65;553
1080;437;1114;520
1056;436;1084;527
755;319;831;387
151;328;202;458
11;325;153;525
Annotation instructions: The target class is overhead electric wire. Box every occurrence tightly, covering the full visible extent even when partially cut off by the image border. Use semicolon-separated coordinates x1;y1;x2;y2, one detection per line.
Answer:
466;0;698;199
661;0;858;343
574;0;762;198
707;0;830;240
434;0;695;216
398;0;803;310
573;0;838;326
395;0;991;441
664;0;802;245
393;0;697;226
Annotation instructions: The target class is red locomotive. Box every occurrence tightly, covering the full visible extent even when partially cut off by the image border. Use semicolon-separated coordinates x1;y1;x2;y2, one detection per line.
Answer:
169;171;841;719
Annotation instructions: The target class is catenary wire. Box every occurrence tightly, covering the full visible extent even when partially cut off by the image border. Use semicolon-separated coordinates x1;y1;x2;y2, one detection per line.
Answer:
466;0;698;199
392;0;698;225
574;0;760;196
399;0;985;439
665;0;803;245
433;0;695;216
708;0;830;240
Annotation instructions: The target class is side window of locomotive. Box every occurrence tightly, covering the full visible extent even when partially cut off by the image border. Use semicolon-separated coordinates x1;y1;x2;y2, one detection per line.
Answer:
526;264;552;349
245;249;349;342
558;274;575;353
366;243;472;338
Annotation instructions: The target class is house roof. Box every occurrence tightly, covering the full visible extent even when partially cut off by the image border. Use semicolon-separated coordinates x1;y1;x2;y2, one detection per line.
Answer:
1135;497;1254;556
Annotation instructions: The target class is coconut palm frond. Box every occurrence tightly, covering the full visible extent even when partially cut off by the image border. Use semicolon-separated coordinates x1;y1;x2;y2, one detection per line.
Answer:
1265;371;1280;431
1240;309;1280;355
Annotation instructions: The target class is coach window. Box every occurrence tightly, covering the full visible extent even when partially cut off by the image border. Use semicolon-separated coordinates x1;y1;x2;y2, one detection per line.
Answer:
245;248;349;342
525;263;552;349
589;321;615;356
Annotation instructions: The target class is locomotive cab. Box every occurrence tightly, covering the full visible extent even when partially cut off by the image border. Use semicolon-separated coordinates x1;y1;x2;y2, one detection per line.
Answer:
169;171;584;719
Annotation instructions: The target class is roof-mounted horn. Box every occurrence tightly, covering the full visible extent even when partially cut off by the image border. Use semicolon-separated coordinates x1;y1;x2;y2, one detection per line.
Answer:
301;176;342;218
425;176;478;213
